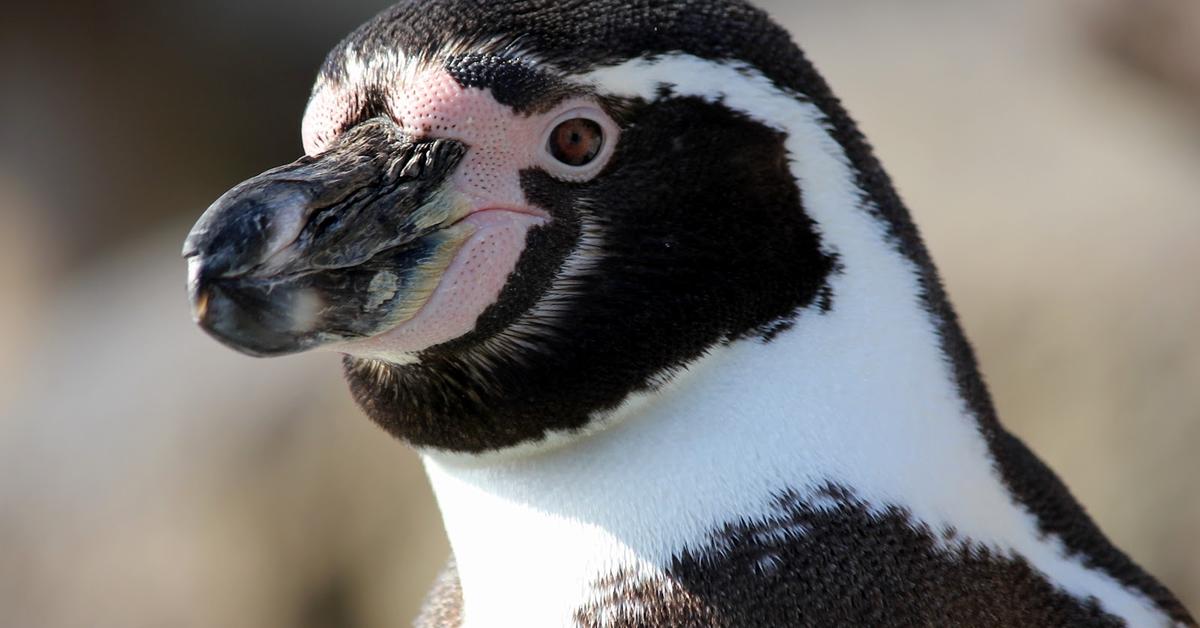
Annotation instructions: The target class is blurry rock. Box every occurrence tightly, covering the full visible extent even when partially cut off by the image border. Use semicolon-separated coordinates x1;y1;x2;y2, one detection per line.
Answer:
1091;0;1200;108
0;171;54;409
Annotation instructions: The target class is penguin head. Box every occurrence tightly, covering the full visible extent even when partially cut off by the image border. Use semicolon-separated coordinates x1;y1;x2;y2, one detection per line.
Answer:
184;0;849;453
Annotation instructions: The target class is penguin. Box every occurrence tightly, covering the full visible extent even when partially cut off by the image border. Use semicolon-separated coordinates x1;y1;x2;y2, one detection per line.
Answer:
181;1;1196;626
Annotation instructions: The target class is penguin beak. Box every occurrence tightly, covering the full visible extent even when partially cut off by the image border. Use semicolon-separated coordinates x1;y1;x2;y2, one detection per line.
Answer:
182;117;473;357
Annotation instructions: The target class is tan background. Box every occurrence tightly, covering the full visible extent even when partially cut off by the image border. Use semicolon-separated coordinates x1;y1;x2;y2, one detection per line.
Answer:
1;1;1197;626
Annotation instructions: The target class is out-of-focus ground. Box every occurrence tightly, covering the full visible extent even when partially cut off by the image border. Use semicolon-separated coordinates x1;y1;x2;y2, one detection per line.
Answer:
1;1;1197;626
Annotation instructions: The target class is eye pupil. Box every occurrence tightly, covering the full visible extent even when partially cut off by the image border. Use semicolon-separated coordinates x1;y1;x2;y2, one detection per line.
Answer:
549;118;603;167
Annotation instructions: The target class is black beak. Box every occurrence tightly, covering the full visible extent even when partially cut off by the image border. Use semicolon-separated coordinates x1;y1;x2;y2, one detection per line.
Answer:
183;118;469;357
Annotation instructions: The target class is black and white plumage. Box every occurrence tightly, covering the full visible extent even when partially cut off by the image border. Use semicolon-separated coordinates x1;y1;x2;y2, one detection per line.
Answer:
182;1;1195;626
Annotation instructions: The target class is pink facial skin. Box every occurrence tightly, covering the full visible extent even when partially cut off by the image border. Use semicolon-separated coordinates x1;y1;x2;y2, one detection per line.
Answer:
338;209;545;359
304;66;612;359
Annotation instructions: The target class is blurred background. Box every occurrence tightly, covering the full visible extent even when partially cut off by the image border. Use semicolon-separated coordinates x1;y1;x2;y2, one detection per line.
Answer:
1;0;1198;626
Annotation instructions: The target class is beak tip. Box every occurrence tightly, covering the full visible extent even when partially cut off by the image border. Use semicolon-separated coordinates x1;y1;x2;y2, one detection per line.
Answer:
191;287;211;325
185;275;311;358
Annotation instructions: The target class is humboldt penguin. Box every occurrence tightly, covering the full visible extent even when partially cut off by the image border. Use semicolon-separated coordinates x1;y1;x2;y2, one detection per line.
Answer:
183;1;1196;625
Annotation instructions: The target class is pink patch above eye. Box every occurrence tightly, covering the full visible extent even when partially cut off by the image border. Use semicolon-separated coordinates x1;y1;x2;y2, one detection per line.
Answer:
307;67;549;211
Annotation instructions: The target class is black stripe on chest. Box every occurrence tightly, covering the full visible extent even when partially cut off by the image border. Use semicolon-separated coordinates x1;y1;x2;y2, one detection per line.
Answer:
575;485;1131;627
416;485;1151;627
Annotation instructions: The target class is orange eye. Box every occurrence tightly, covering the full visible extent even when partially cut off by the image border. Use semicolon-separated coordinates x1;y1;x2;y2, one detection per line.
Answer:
548;118;604;167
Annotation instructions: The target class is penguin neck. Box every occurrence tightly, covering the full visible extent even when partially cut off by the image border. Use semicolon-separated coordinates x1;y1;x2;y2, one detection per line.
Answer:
419;229;984;624
417;54;997;625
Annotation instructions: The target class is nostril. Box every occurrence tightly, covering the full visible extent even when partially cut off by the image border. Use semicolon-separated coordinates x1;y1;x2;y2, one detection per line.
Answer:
258;188;312;262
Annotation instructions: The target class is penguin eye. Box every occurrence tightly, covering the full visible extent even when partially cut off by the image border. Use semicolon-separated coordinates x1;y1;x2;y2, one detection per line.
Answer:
538;105;618;182
548;118;604;167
